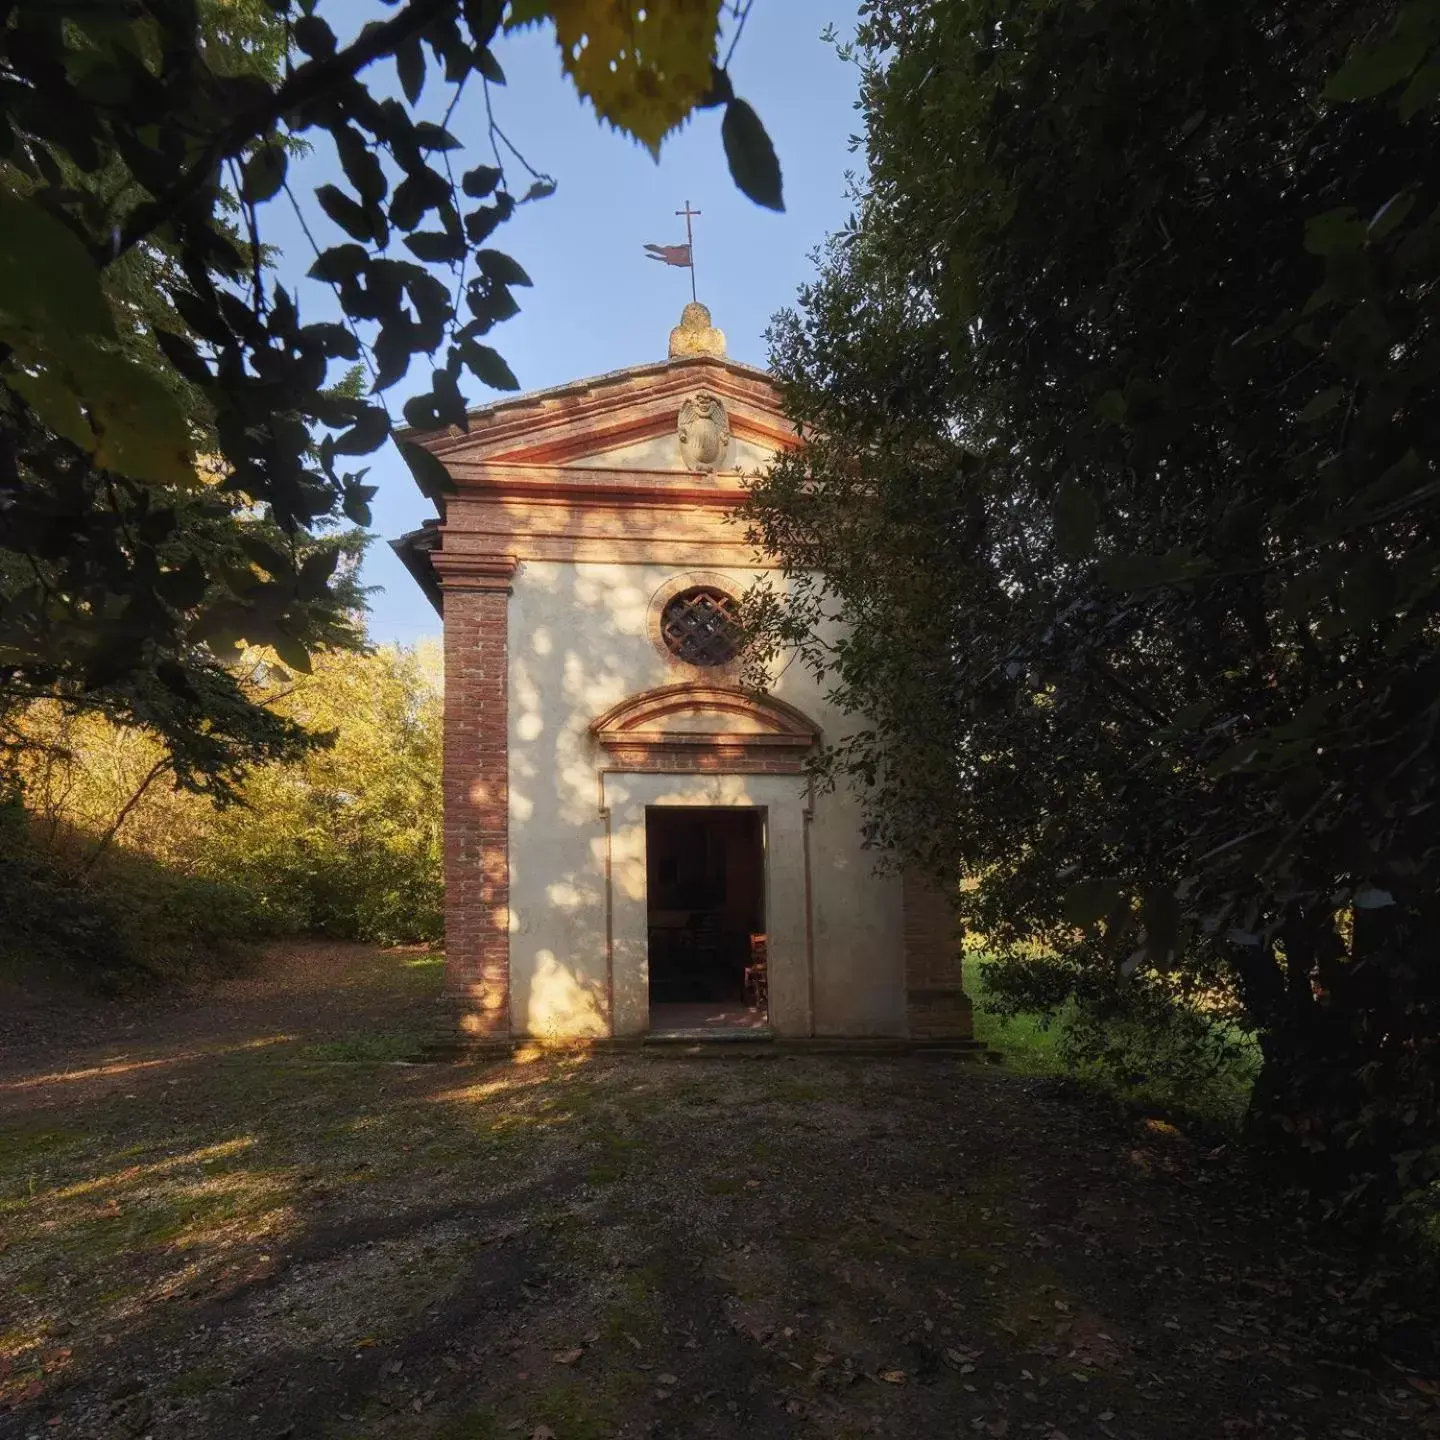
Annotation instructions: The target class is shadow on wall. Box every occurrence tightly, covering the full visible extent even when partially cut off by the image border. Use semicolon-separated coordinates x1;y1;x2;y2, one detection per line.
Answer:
500;560;804;1038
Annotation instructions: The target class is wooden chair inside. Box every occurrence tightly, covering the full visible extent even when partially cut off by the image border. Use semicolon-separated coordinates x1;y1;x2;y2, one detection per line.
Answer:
743;932;768;1011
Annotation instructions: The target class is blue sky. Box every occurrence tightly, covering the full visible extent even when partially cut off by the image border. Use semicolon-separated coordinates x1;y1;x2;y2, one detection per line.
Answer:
266;4;864;646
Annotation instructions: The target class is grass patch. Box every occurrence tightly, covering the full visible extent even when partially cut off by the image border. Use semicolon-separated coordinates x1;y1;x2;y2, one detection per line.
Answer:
167;1363;228;1399
529;1377;622;1440
965;956;1069;1076
432;1409;500;1440
965;952;1260;1132
297;1033;425;1063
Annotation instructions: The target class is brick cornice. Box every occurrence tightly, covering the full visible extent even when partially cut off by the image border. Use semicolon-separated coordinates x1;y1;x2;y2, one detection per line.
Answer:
433;552;519;592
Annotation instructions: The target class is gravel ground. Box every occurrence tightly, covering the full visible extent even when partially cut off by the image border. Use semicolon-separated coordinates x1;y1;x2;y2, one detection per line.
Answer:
1;943;1437;1440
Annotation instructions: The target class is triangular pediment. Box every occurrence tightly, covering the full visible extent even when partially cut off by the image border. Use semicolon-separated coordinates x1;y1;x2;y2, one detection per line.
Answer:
408;355;797;476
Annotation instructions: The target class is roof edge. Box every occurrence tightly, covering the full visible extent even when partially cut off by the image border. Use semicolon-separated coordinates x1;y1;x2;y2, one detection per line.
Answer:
390;521;444;617
394;353;774;447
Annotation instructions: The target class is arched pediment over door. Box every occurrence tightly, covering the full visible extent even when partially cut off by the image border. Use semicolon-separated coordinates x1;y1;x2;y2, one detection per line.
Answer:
589;683;820;773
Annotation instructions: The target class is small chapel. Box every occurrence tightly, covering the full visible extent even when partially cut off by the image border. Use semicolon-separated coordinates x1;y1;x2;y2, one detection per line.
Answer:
394;301;971;1043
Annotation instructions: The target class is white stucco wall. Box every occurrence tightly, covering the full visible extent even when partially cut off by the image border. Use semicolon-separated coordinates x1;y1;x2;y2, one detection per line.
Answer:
506;560;906;1038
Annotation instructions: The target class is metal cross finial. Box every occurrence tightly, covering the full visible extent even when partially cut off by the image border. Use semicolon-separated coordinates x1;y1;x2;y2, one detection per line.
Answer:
676;200;700;302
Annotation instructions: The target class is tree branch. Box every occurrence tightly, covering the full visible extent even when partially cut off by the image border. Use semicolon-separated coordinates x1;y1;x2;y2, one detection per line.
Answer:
81;757;173;876
107;0;462;267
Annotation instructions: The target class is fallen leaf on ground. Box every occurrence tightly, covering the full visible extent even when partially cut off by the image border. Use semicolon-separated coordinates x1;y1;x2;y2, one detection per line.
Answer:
551;1348;583;1365
878;1369;906;1384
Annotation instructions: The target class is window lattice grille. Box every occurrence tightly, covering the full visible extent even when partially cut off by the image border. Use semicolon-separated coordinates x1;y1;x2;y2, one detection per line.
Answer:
660;586;742;667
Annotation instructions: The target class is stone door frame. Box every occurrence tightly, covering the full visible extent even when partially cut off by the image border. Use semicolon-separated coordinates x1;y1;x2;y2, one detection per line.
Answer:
598;771;815;1037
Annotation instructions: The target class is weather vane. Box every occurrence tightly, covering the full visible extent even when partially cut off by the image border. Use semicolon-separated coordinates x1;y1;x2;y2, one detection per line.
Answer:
644;200;700;303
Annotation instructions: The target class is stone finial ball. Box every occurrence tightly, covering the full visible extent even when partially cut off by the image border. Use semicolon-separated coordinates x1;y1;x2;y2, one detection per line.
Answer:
668;301;726;359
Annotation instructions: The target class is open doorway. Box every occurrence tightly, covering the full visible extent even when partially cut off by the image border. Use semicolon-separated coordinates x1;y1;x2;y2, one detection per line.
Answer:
645;806;767;1033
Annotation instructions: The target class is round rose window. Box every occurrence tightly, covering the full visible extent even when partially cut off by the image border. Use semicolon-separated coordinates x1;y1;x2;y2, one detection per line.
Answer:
660;585;742;667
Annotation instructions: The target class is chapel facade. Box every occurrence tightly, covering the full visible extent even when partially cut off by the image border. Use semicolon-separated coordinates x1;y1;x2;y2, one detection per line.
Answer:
394;304;971;1043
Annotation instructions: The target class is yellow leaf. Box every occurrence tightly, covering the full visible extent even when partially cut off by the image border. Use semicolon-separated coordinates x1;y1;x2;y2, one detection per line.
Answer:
79;348;197;488
513;0;723;155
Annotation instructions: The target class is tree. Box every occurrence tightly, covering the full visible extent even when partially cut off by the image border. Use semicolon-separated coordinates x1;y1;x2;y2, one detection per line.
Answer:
6;639;445;976
744;0;1440;1220
1;0;782;792
1;0;369;794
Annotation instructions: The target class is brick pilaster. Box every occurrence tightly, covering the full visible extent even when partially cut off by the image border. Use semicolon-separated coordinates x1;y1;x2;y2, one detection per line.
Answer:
903;871;973;1040
436;554;517;1038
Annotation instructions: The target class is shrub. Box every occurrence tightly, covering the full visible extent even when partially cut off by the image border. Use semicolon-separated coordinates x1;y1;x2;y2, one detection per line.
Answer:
0;798;280;989
4;639;444;974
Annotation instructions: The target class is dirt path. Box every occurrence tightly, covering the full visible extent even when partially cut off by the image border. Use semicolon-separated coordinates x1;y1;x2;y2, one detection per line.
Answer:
1;944;1436;1440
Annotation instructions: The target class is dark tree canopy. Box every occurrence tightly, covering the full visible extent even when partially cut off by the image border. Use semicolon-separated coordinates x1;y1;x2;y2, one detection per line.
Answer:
745;0;1440;1218
0;0;781;793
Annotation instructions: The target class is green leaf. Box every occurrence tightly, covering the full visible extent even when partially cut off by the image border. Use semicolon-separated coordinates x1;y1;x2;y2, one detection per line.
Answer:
154;329;213;387
475;249;532;287
298;548;339;599
1206;737;1261;779
1169;698;1218;731
1324;29;1428;101
475;46;506;85
458;339;519;391
1095;388;1126;424
342;481;376;527
309;244;368;284
271;633;313;675
396;34;425;104
722;99;784;212
390;167;449;231
242;143;287;204
0;191;115;346
462;165;503;198
335;129;387;206
82;349;195;486
333;405;391;455
1398;62;1440;120
1055;476;1100;559
157;560;210;611
1298;386;1345;422
1096;548;1211;592
403;393;441;430
292;14;336;58
298;322;361;360
1304;208;1365;257
404;230;467;264
316;184;374;243
413;121;462;151
1063;878;1125;928
6;364;92;449
1140;887;1180;967
240;536;293;577
399;437;457;498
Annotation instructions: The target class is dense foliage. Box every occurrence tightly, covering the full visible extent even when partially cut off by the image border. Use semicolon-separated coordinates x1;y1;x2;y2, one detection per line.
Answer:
3;639;443;984
0;0;371;793
746;0;1440;1221
1;0;780;792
